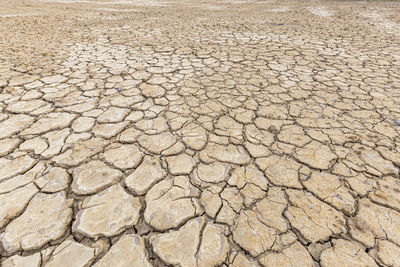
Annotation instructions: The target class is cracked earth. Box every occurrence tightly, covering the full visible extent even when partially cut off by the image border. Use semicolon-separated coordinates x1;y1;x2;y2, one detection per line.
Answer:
0;0;400;266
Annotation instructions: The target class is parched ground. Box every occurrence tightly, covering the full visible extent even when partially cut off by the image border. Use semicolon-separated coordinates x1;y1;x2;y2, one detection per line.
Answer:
0;0;400;266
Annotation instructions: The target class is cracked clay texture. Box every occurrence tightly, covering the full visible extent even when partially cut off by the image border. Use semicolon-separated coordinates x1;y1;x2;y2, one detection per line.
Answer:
0;0;400;266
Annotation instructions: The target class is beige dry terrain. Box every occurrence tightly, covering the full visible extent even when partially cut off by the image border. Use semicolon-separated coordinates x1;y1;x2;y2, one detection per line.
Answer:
1;0;400;266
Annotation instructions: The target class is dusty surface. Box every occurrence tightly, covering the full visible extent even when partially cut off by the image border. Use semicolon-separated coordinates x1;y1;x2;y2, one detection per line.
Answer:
1;0;400;266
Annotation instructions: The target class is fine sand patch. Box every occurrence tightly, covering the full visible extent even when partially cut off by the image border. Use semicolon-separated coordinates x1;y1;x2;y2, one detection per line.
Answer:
0;14;27;18
361;11;400;35
270;7;290;12
42;0;171;6
96;8;140;12
308;6;334;17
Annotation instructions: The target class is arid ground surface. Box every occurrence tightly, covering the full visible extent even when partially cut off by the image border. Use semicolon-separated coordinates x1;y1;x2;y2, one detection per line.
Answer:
1;0;400;266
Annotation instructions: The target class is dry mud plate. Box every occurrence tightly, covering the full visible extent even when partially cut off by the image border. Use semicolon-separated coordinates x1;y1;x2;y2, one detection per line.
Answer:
1;0;400;266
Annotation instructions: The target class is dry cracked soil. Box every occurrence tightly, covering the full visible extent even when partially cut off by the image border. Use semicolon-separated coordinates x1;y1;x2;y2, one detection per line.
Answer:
0;0;400;266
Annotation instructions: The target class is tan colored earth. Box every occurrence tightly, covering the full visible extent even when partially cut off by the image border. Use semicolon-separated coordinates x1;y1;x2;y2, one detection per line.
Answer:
1;0;400;266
